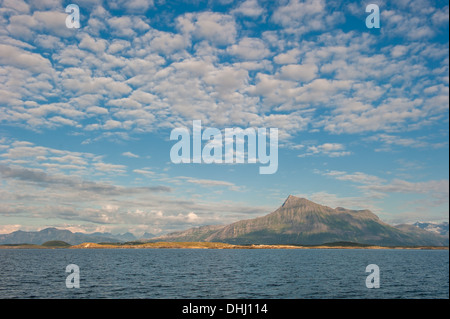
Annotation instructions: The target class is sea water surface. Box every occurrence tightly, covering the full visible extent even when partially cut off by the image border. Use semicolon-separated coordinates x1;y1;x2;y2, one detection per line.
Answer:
0;248;448;299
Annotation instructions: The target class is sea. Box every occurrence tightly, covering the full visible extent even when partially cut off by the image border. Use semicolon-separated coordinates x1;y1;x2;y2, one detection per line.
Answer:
0;248;448;299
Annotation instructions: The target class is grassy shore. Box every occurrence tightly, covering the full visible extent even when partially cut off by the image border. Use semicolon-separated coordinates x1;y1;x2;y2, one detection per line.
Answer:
0;241;448;250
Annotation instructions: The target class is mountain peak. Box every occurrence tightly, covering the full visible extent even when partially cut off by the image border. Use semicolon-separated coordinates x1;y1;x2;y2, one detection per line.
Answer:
145;196;449;247
281;195;316;208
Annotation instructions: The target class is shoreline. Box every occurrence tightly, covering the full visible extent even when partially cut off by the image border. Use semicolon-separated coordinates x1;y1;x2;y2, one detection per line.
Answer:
0;241;448;250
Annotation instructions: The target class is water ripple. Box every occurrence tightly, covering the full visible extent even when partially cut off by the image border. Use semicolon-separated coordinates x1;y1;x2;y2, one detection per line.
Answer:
0;248;447;299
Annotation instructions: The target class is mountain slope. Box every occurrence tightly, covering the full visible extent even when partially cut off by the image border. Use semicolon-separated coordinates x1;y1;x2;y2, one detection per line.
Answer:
149;225;225;242
153;195;449;246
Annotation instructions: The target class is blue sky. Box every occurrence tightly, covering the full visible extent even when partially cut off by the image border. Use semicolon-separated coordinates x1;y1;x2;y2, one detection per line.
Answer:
0;0;448;236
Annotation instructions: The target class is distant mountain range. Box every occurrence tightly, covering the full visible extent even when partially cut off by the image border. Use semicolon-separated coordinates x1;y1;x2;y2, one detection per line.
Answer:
1;196;448;246
0;228;156;245
150;195;449;247
413;222;449;237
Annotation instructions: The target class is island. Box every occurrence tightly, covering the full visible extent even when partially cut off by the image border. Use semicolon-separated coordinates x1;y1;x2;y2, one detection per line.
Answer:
0;241;447;250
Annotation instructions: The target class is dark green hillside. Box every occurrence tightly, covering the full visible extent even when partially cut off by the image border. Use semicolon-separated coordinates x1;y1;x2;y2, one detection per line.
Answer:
42;240;71;247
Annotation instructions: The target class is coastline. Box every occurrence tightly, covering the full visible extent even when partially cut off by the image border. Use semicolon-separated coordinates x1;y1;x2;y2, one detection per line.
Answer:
0;241;448;250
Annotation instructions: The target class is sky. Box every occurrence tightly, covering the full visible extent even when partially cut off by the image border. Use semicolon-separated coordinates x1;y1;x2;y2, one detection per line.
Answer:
0;0;448;236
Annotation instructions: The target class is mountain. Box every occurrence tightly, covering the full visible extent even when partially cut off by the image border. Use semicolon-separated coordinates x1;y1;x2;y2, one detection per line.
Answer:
87;231;138;242
150;225;224;242
141;232;157;240
394;224;449;245
413;222;449;237
151;195;449;246
2;197;448;247
0;228;128;245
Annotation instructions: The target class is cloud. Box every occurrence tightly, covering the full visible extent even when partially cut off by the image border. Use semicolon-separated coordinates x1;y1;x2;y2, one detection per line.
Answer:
362;179;449;197
178;176;241;191
279;64;318;82
319;97;428;134
0;44;53;74
108;0;154;13
0;139;126;177
320;170;385;185
28;0;63;11
271;0;344;35
107;16;150;38
227;37;271;60
78;33;107;53
298;143;351;158
133;168;154;177
2;0;30;14
382;5;438;40
186;212;199;222
92;162;127;174
7;10;73;40
273;48;301;65
148;30;188;55
231;0;265;17
367;134;448;151
0;224;24;234
122;151;139;158
0;1;447;142
0;164;171;194
177;11;237;46
432;5;449;25
318;169;449;205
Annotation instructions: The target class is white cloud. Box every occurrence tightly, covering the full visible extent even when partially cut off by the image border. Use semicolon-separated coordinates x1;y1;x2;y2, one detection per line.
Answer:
321;170;385;185
273;48;301;65
186;212;199;222
363;179;449;196
149;31;188;54
102;119;123;130
0;139;130;177
86;106;109;115
177;12;237;46
432;6;449;25
48;116;78;127
0;1;447;142
279;64;318;82
7;10;73;40
271;0;343;35
0;44;52;74
231;0;264;17
107;16;150;38
299;143;351;158
29;0;63;11
318;169;449;209
108;0;154;13
391;45;409;58
122;151;139;158
2;0;30;13
367;134;448;151
133;168;154;177
178;176;241;191
227;37;271;60
78;34;107;53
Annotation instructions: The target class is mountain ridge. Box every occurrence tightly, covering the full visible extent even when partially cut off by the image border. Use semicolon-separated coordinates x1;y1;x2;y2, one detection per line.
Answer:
0;227;155;245
151;195;448;246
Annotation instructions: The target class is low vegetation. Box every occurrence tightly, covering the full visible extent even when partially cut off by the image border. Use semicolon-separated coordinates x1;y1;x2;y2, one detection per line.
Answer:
42;240;71;247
